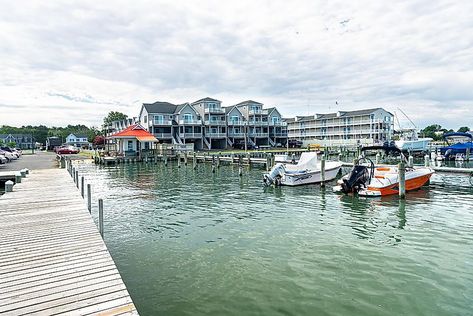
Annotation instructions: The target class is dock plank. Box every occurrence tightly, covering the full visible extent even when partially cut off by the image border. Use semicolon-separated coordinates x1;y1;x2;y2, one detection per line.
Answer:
0;168;138;315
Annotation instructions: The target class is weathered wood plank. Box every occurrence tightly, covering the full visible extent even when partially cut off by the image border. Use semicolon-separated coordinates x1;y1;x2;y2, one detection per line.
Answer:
0;168;138;315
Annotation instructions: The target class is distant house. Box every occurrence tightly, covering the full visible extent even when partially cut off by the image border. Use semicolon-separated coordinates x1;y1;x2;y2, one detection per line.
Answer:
0;134;34;149
65;133;91;148
46;136;62;150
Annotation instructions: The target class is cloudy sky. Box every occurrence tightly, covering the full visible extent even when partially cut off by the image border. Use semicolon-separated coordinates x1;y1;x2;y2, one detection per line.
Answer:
1;0;472;129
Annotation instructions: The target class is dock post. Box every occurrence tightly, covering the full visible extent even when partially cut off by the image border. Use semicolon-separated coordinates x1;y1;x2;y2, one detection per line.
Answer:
466;147;470;161
320;156;326;187
266;154;271;171
375;152;380;165
424;154;430;167
193;152;197;169
5;180;14;192
20;169;27;178
60;156;66;168
238;155;243;176
177;153;181;168
247;153;251;168
75;170;79;188
87;184;91;213
212;155;216;173
15;173;22;183
398;162;406;199
217;153;220;168
81;176;85;198
231;153;235;164
184;152;188;166
72;167;76;182
408;155;414;168
98;198;104;238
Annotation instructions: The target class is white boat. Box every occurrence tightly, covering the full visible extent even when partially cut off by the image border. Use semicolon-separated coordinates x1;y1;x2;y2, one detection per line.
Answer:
394;128;432;152
263;152;342;186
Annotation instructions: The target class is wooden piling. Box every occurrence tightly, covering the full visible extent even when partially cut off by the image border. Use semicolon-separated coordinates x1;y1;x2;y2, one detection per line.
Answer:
424;154;430;167
408;155;414;168
75;170;79;188
81;176;85;197
5;180;14;192
98;198;104;238
15;173;22;183
87;183;91;213
320;156;326;187
398;162;406;199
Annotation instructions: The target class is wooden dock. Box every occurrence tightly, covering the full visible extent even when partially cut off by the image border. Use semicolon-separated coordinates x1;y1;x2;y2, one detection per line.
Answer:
0;168;139;315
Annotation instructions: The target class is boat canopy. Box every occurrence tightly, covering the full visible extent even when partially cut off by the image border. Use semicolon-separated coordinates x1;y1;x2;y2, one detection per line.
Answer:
443;132;472;140
285;152;318;172
361;145;401;155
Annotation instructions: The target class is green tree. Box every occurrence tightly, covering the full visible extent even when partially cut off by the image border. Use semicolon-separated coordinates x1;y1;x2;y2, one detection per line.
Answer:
457;126;470;133
103;111;128;126
420;124;443;141
6;141;16;147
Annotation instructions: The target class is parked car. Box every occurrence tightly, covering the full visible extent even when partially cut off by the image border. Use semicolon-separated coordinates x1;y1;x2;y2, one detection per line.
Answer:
0;154;7;164
287;139;303;148
56;146;80;155
0;148;17;161
233;141;258;150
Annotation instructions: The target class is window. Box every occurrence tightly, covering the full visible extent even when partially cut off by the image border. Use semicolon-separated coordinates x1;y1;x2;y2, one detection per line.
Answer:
230;115;239;123
127;140;133;151
272;116;279;124
154;115;164;124
144;116;147;123
183;113;193;123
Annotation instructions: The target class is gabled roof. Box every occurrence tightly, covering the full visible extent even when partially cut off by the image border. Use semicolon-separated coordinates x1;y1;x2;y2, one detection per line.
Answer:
174;103;197;114
223;105;244;115
68;133;88;139
317;108;385;119
191;97;221;104
110;124;158;142
142;101;177;114
234;100;264;107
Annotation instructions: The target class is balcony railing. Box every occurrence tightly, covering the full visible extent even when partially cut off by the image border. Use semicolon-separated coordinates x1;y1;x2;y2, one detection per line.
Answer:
271;132;288;137
205;132;227;138
249;109;264;115
228;132;245;137
152;120;173;126
204;120;227;126
179;132;202;138
205;108;225;114
153;133;173;138
227;120;246;126
248;121;269;126
249;132;269;137
178;119;202;125
269;121;288;126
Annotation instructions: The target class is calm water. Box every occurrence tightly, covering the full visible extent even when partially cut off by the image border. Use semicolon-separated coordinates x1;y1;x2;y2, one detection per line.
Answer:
75;161;473;316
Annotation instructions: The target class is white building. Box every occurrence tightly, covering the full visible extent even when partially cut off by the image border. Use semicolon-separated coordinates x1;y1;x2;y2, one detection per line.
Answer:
65;133;91;148
287;108;394;146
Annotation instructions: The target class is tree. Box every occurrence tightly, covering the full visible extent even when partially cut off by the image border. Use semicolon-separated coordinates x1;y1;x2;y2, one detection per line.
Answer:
93;135;105;146
103;111;128;126
6;141;16;148
457;126;470;133
420;124;443;141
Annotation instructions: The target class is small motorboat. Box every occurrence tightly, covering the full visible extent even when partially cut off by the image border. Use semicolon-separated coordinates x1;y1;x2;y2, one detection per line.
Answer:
263;152;342;186
333;145;434;197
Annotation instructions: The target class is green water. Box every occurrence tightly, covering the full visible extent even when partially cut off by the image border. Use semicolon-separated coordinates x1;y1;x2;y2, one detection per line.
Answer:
77;162;473;316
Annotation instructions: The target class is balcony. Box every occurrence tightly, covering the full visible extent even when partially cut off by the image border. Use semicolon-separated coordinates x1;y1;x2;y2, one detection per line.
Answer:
227;120;246;126
178;119;202;125
249;132;269;138
153;133;173;139
228;132;245;137
249;109;264;115
152;120;173;126
269;121;287;126
205;132;226;138
248;121;269;126
204;108;225;114
179;132;202;139
204;120;227;126
271;132;288;137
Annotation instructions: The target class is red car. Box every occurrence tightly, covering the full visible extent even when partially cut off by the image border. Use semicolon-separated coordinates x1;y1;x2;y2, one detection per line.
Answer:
56;146;80;155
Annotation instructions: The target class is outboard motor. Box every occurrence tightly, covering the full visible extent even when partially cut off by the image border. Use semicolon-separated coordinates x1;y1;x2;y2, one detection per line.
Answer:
340;164;371;194
263;163;285;186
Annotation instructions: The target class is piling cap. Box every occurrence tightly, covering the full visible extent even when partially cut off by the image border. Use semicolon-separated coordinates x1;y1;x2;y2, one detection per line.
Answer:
5;180;14;185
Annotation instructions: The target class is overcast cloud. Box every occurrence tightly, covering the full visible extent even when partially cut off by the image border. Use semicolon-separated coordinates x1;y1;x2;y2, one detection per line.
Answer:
0;0;472;128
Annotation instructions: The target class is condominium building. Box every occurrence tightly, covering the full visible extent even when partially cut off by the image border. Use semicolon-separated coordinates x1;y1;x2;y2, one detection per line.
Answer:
287;108;394;146
110;97;289;150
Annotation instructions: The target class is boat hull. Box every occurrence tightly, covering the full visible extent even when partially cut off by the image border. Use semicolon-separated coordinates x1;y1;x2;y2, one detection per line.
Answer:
395;138;431;152
359;173;433;196
281;165;341;186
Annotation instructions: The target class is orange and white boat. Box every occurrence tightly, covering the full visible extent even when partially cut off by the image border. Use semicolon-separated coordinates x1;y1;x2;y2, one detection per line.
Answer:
333;145;435;197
